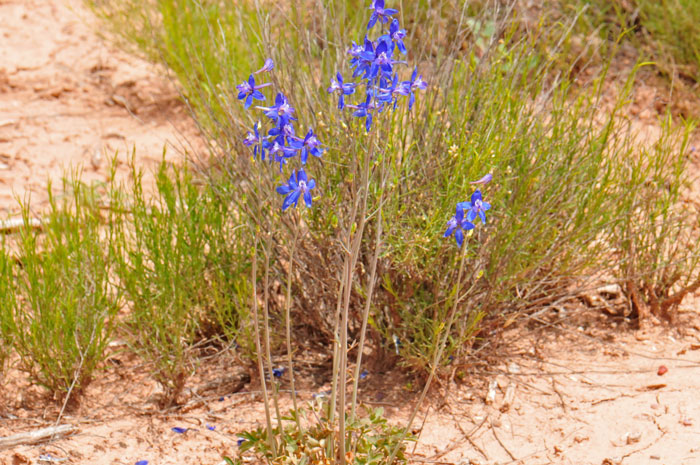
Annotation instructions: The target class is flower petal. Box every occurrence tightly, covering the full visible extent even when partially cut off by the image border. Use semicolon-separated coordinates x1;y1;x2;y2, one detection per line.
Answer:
282;190;301;211
455;229;464;247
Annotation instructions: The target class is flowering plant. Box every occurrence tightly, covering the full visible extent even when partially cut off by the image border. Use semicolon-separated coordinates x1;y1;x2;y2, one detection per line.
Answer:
233;3;490;465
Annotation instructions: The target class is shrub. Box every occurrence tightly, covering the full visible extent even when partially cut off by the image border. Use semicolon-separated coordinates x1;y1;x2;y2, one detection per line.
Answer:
2;177;119;397
110;159;250;404
87;0;699;374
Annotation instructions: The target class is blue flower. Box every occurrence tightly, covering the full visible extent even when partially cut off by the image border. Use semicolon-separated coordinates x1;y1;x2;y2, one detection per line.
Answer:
266;138;298;171
348;96;384;131
470;173;493;185
272;367;285;378
459;190;491;224
369;40;401;79
368;0;398;30
276;169;316;211
237;437;246;447
254;58;274;74
352;37;378;79
243;122;264;159
360;370;369;379
292;129;323;164
171;427;188;434
388;18;407;54
206;424;216;431
236;75;270;109
444;204;475;247
327;72;357;109
135;461;149;465
376;73;402;109
257;92;296;125
396;68;427;109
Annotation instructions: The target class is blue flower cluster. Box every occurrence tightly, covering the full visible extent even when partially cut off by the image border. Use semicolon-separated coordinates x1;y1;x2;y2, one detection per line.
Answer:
328;0;427;131
444;175;493;248
238;59;321;211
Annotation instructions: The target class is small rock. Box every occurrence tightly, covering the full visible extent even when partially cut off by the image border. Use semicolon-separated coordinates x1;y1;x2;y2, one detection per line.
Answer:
485;380;497;404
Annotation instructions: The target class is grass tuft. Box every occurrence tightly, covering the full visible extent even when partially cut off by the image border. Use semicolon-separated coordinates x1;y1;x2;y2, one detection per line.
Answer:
1;175;119;397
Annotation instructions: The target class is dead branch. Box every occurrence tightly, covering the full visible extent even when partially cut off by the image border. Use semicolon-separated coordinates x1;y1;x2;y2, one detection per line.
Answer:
0;424;77;450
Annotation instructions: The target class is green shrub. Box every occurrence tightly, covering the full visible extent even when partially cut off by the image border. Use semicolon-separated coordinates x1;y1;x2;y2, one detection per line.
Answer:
87;0;699;376
3;178;119;397
0;243;15;379
110;159;250;404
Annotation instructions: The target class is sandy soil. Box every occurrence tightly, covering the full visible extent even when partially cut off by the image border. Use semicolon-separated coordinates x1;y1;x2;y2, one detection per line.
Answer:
0;0;198;217
1;1;700;465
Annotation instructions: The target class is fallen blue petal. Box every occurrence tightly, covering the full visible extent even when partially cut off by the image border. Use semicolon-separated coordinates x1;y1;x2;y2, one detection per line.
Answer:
207;424;216;431
172;427;188;434
360;370;369;379
219;397;225;402
135;461;149;465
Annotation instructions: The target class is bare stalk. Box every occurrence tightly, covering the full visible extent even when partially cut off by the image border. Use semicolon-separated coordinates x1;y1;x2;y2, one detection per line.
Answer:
250;235;276;457
350;153;388;421
386;243;470;465
327;256;347;459
285;223;302;433
338;129;376;465
262;235;284;435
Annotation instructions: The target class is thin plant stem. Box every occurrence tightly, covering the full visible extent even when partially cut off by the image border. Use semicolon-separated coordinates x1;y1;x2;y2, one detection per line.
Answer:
250;235;276;457
262;235;284;435
350;151;388;421
327;256;347;460
386;242;470;465
338;128;377;465
285;222;302;433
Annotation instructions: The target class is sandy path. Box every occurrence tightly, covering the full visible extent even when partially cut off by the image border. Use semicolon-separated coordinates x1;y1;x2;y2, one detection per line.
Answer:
0;0;198;216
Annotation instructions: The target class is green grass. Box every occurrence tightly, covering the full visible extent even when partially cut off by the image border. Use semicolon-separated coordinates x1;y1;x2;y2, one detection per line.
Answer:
109;158;251;405
559;0;700;84
0;242;15;380
0;176;120;396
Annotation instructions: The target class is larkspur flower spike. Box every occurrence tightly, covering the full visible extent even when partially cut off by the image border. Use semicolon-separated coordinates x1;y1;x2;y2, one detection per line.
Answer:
337;1;426;131
237;59;323;211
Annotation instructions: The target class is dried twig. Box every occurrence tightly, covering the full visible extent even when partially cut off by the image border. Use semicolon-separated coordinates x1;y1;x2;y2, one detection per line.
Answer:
0;425;77;450
490;421;517;462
